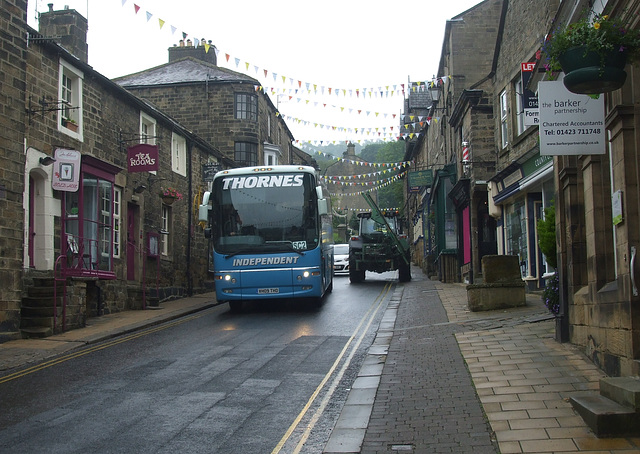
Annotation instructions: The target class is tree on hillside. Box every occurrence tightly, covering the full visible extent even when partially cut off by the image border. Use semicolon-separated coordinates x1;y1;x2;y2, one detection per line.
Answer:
359;143;384;162
366;141;406;212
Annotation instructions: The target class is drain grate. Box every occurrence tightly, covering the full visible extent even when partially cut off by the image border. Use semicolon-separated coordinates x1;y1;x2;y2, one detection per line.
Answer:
390;444;414;452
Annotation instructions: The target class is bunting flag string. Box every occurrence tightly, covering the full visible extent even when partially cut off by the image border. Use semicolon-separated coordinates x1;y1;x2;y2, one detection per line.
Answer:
118;1;448;99
116;1;450;144
310;151;412;168
260;85;404;100
295;137;396;145
293;128;425;144
324;172;404;187
260;87;400;116
325;170;409;197
277;112;429;138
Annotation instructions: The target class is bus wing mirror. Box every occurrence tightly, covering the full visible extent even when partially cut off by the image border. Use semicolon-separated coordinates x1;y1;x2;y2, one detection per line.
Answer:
198;191;211;222
318;198;328;216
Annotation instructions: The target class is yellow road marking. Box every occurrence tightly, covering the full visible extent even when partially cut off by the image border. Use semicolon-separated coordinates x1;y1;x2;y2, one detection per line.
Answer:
0;311;209;384
271;281;392;454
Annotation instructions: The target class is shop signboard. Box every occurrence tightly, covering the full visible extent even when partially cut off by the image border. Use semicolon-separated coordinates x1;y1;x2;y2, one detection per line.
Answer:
408;169;433;192
539;80;605;155
52;148;81;192
521;62;539;126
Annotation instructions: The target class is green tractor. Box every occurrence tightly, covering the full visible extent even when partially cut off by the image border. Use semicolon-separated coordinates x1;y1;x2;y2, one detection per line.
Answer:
348;193;411;283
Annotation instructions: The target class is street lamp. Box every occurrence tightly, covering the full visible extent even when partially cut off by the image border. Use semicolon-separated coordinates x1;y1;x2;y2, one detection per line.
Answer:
428;79;441;103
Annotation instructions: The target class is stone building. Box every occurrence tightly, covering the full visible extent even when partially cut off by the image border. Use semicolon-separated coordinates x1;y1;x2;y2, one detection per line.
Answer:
114;43;311;169
405;0;503;283
403;81;432;271
488;0;560;292
0;2;234;340
535;0;640;377
405;0;640;377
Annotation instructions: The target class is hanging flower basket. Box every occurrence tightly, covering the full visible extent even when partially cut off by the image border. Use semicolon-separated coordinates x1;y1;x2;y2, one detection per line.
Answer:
559;45;628;94
541;12;640;95
160;187;183;205
161;195;177;205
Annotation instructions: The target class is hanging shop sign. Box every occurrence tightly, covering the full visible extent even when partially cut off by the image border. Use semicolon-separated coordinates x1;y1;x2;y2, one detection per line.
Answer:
127;143;159;173
52;148;81;192
538;80;605;155
408;169;433;192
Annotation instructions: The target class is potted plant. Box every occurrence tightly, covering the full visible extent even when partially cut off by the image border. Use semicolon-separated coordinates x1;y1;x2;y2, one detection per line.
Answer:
541;12;640;94
160;187;183;205
62;117;78;132
537;203;559;314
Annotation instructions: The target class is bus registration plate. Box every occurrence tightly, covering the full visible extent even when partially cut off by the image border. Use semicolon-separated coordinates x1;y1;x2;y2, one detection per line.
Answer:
258;288;279;294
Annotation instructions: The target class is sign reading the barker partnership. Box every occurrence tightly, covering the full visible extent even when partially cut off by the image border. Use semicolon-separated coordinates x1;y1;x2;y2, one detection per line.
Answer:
539;80;605;155
127;143;159;172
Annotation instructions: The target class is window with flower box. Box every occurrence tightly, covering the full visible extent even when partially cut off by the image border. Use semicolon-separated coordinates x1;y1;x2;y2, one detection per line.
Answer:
58;60;83;138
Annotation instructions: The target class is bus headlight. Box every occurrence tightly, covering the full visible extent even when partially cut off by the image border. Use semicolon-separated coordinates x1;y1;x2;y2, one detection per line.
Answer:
216;274;236;284
303;271;310;278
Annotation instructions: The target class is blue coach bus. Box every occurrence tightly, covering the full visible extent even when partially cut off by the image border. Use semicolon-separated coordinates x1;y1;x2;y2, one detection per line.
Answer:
199;166;333;311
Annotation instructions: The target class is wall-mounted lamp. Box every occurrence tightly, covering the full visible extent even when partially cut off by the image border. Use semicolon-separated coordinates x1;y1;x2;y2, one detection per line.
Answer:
39;156;56;166
428;83;441;103
133;184;147;194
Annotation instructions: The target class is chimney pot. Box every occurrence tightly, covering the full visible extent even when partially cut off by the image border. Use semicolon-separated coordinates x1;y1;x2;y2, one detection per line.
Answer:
48;3;54;12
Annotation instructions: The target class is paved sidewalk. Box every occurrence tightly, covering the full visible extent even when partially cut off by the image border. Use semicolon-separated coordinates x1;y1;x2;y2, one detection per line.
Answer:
0;293;217;372
324;268;640;453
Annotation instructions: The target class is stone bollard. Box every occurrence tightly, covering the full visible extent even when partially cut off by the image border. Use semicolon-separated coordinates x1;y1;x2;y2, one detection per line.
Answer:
466;255;526;311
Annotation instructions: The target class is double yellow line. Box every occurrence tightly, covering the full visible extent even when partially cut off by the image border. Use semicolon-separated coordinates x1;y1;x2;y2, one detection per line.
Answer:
0;311;208;385
271;281;393;454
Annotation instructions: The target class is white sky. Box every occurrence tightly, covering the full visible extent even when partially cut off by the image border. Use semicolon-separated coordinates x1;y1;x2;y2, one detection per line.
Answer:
28;0;483;145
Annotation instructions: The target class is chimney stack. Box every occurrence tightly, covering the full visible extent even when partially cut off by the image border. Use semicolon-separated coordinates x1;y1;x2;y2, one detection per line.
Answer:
38;5;88;63
168;39;217;66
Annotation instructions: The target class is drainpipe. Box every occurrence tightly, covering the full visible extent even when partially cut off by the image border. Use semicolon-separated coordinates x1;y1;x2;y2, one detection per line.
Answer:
186;140;194;296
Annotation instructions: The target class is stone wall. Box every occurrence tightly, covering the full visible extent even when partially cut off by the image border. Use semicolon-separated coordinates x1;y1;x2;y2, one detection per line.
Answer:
0;0;28;339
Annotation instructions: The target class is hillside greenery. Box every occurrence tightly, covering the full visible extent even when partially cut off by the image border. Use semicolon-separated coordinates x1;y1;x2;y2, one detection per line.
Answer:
304;140;407;213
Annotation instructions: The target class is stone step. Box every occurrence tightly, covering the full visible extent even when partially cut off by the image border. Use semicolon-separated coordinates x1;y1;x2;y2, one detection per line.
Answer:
600;377;640;411
19;316;55;330
0;331;22;343
20;326;53;339
570;394;640;437
20;305;63;318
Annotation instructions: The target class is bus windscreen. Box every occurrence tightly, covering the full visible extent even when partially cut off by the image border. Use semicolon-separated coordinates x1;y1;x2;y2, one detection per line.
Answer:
211;172;318;255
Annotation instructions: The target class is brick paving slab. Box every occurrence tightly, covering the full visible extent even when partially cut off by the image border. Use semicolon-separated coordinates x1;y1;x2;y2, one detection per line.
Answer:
329;267;640;453
358;272;499;454
436;279;640;454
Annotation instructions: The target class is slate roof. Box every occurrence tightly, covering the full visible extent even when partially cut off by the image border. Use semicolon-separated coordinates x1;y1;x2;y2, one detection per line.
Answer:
114;57;259;87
